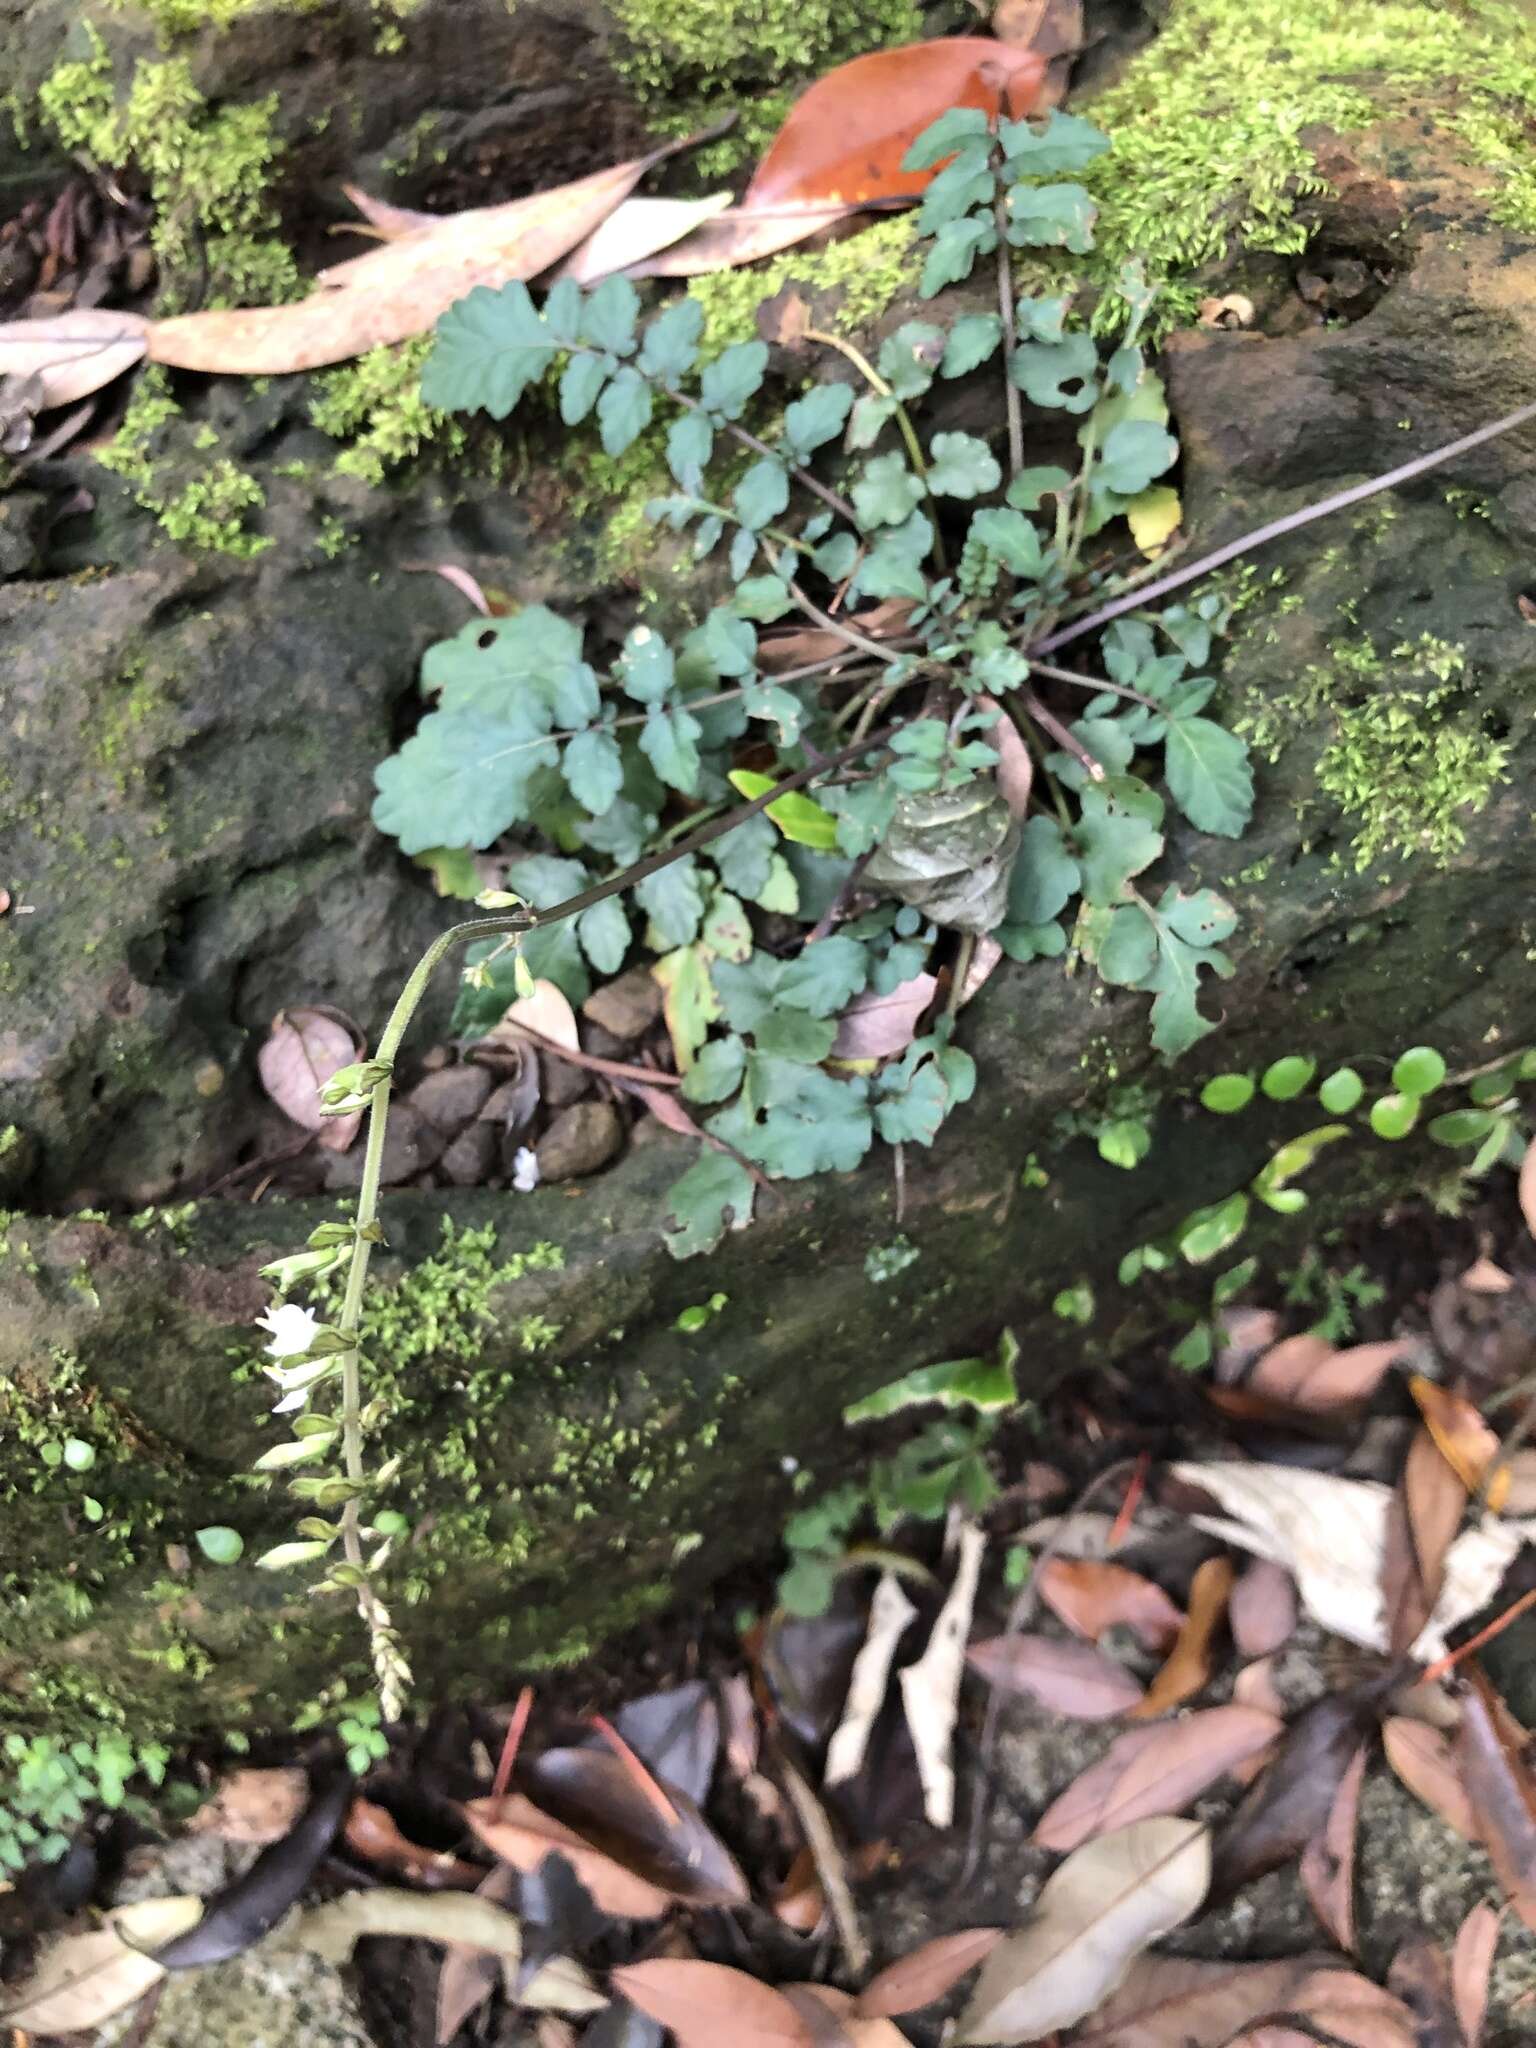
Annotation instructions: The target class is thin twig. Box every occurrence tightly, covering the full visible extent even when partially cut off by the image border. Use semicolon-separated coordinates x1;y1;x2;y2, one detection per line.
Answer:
786;579;910;667
777;1750;870;1976
806;848;874;943
1028;658;1159;710
1020;687;1105;780
477;1022;683;1088
994;190;1023;482
668;382;858;526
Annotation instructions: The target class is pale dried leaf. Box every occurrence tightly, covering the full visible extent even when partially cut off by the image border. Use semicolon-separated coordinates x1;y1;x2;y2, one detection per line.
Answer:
552;193;734;283
1382;1717;1479;1841
899;1521;986;1826
977;693;1033;818
1228;1561;1297;1659
855;1929;1004;2018
1033;1706;1282;1852
1232;1658;1287;1722
256;1004;362;1149
626;201;863;279
1251;1336;1408;1412
1520;1137;1536;1238
519;1954;608;2015
0;1896;201;2034
484;978;581;1055
436;1865;517;2046
831;974;938;1060
296;1886;524;1964
967;1634;1146;1718
1387;1936;1461;2048
1230;1969;1418;2048
0;307;150;407
957;1818;1211;2044
186;1765;309;1843
825;1573;918;1786
1452;1900;1500;2047
1455;1676;1536;1931
1069;1953;1351;2048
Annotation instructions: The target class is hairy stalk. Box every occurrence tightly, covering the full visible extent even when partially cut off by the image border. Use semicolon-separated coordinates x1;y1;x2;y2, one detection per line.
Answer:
993;195;1023;481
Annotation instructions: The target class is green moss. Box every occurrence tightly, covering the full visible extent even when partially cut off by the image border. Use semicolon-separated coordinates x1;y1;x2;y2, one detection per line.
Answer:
688;212;918;357
309;338;468;486
1239;631;1509;870
1081;0;1536;326
37;30;297;310
98;367;270;557
613;0;923;176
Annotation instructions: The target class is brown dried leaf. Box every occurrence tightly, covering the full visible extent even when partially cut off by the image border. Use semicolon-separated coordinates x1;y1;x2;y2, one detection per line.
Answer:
1127;1557;1234;1720
1382;1717;1480;1842
1251;1336;1408;1412
966;1633;1146;1718
1451;1899;1500;2047
1299;1741;1368;1952
1455;1671;1536;1929
186;1766;309;1843
831;974;939;1059
256;1004;362;1149
1035;1557;1183;1652
992;0;1083;108
1211;1690;1384;1900
854;1928;1004;2018
459;1794;671;1918
1224;1971;1419;2046
0;306;150;406
520;1746;748;1907
1410;1376;1510;1508
610;1961;814;2047
1033;1705;1282;1853
435;1864;517;2046
1068;1953;1355;2048
344;1797;482;1889
783;1984;907;2047
975;694;1033;818
1246;1334;1336;1402
1382;1425;1470;1656
1520;1137;1536;1239
1229;1560;1298;1659
1387;1936;1462;2048
484;978;581;1056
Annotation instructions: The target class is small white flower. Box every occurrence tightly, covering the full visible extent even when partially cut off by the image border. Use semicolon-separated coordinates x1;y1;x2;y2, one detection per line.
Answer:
257;1302;321;1360
272;1385;309;1415
511;1146;540;1193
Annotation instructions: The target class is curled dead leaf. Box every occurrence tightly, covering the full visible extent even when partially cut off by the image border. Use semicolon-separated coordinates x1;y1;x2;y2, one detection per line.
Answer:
1127;1556;1233;1720
256;1004;363;1150
1035;1557;1183;1653
0;306;150;407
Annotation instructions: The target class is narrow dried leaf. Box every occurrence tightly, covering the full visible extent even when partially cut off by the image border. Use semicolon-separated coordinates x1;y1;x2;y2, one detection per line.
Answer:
1451;1900;1500;2047
1409;1377;1510;1508
340;182;439;237
256;1003;363;1147
186;1766;308;1843
785;1983;908;2046
485;977;582;1056
1128;1557;1233;1720
1520;1137;1536;1239
1229;1561;1298;1659
344;1797;482;1888
1211;1692;1382;1900
1387;1937;1462;2048
899;1520;986;1826
628;201;864;279
854;1928;1005;2018
0;1897;201;2034
1032;1705;1282;1853
1233;1971;1419;2047
149;151;664;373
757;601;914;674
1382;1717;1480;1841
610;1961;814;2048
1383;1426;1470;1656
1299;1741;1368;1951
551;193;733;283
1035;1557;1183;1653
460;1795;671;1917
826;1573;918;1785
1455;1671;1536;1929
1068;1953;1352;2048
967;1633;1146;1719
957;1817;1211;2044
976;693;1034;818
1252;1336;1408;1412
518;1747;748;1907
612;1680;720;1807
436;1865;517;2046
832;974;939;1060
747;40;1047;209
297;1886;525;1964
0;307;150;407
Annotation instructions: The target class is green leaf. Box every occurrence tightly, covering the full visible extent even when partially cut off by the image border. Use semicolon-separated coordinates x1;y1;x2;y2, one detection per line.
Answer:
1002;817;1078;925
1007;181;1097;253
874;1056;949;1145
854;513;934;600
779;1555;837;1618
1370;1093;1420;1140
1016;294;1069;342
617;624;676;703
413;846;480;899
718;1060;872;1177
1171;1323;1213;1371
639;703;702;792
777;936;869;1016
926;431;1001;499
638;295;703;380
1213;1257;1259;1305
1201;1073;1255;1113
1098;1119;1151;1169
577;895;630;974
1428;1108;1498;1147
1318;1067;1365;1113
968;507;1045;576
518;919;589;1005
700;340;768;419
561;725;623;813
1179;1191;1250;1263
1392;1045;1447;1098
543;278;582;344
635;856;704;947
195;1526;244;1564
751;1009;837;1062
997;110;1111;174
654;942;719;1067
1097;417;1178;495
916;148;994;234
942;314;1003;378
372;707;558;854
423;281;556;416
733;575;793;623
662;1151;755;1259
727;769;839;849
878;321;946;399
1142;888;1236;1059
853;451;925;529
681;1033;747;1104
782;380;854;459
701;887;752;964
757;854;799;914
1073;778;1165;904
1095;903;1159;986
1011;333;1100;413
920;215;994;296
712;813;776;899
732;458;790;531
558;350;607;424
702;608;758;678
1007;464;1073;510
1163;715;1254;837
848;392;898;450
596;366;652;455
580;276;640;354
425;606;599;726
903;104;992;169
1261;1055;1316;1101
667;410;713;489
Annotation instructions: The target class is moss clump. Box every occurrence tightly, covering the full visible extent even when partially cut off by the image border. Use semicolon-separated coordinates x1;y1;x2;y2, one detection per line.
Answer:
36;29;296;310
97;368;271;557
309;337;469;486
613;0;922;175
1082;0;1536;326
1240;632;1509;871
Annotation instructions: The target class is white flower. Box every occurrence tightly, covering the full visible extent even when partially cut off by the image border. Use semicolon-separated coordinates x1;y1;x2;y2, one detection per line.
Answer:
511;1146;540;1193
272;1385;309;1415
257;1302;321;1360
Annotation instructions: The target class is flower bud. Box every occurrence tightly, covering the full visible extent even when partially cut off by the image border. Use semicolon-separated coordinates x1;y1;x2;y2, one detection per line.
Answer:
317;1058;393;1114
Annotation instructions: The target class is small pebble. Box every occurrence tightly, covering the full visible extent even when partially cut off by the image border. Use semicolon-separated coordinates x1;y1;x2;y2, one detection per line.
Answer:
536;1101;622;1182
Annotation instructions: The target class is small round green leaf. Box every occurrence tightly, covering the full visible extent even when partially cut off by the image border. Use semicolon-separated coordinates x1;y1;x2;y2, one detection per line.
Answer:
1318;1067;1364;1114
1179;1192;1250;1264
1370;1093;1419;1140
82;1497;104;1522
1469;1066;1518;1105
1201;1073;1254;1114
1392;1046;1446;1098
1260;1056;1316;1101
1097;1119;1151;1169
195;1526;244;1564
62;1438;96;1472
372;1511;410;1537
1426;1109;1497;1148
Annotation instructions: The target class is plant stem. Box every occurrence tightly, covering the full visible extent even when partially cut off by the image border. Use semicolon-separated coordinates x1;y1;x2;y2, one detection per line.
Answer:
802;323;948;569
786;580;912;668
666;381;857;525
1028;657;1159;709
1020;686;1105;781
994;193;1023;482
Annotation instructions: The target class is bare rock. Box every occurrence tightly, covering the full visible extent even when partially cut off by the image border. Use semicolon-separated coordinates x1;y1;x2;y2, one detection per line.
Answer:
323;1101;443;1191
439;1120;498;1186
541;1051;593;1109
409;1063;496;1131
536;1101;623;1182
581;966;662;1041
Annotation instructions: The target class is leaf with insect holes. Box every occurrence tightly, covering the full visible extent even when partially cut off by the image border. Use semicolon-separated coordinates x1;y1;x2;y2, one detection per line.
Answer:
958;1817;1210;2043
1073;780;1165;905
662;1150;755;1259
1011;332;1100;412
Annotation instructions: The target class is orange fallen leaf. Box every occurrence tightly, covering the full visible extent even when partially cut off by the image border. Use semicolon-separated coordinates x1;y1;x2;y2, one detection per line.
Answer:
459;1794;670;1918
1382;1716;1479;1842
610;1961;814;2048
1128;1556;1234;1719
1409;1375;1509;1508
1035;1556;1184;1653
